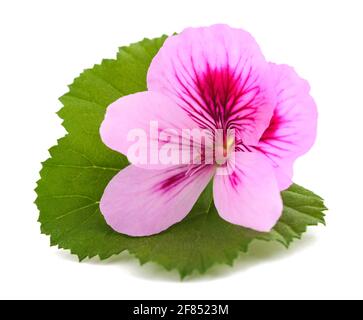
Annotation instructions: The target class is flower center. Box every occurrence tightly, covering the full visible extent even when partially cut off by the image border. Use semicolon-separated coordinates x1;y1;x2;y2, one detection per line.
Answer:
214;134;235;166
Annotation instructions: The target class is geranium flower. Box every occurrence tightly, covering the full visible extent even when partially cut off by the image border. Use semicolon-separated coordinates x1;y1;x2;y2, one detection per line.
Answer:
99;24;317;236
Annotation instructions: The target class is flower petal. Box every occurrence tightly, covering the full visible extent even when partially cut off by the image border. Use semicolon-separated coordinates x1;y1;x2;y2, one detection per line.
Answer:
213;152;282;232
100;164;215;236
273;159;294;191
100;91;198;168
147;24;275;145
257;64;317;189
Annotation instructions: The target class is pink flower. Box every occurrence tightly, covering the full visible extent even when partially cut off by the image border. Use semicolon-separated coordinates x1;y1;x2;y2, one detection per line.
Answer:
99;25;317;236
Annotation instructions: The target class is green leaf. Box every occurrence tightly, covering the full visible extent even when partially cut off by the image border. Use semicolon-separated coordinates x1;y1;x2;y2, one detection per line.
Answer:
35;35;327;278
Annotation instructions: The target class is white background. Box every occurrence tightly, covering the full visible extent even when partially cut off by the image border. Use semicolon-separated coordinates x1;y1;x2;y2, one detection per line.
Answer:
1;0;362;300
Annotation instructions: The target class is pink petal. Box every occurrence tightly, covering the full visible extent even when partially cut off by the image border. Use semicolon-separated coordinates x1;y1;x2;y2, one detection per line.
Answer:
273;159;294;191
147;24;276;145
257;64;318;189
100;91;198;168
100;164;215;236
213;152;282;232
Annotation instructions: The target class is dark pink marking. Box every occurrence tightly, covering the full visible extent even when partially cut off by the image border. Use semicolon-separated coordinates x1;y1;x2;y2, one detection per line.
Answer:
256;112;296;164
173;58;261;155
154;165;211;196
158;170;189;193
229;170;242;190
